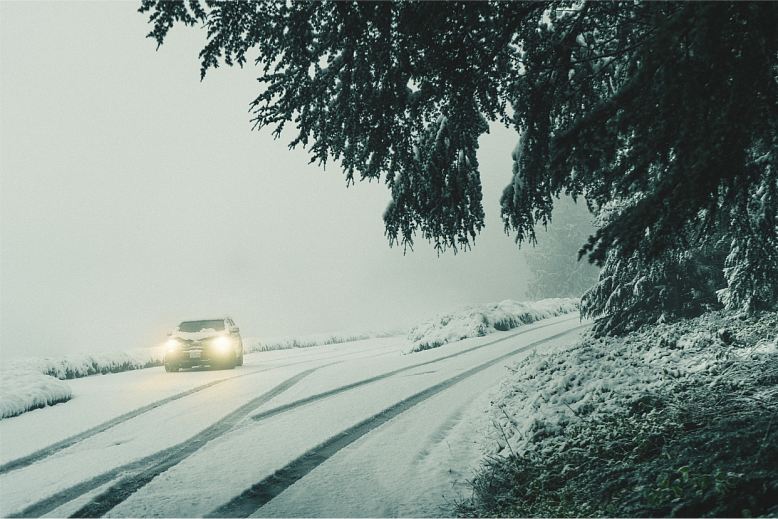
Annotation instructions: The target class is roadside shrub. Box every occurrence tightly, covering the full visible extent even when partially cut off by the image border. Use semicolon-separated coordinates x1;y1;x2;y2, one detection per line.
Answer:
0;370;73;419
454;311;778;517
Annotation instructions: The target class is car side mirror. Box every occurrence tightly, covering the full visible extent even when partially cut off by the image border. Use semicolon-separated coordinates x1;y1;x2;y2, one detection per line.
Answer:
230;326;240;333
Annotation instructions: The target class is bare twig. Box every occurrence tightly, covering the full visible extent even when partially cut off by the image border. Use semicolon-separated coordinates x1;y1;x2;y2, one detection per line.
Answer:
492;419;517;460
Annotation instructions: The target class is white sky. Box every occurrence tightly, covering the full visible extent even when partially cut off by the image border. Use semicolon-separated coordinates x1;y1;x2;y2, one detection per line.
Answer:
1;1;543;360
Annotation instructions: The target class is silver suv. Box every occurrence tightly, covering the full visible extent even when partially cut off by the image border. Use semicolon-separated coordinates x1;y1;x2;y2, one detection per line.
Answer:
164;318;244;372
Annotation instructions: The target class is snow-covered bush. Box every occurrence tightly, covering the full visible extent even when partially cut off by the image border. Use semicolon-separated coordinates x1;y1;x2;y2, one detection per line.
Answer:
0;370;73;419
406;298;579;353
718;164;778;314
581;245;726;336
0;347;165;380
580;197;727;336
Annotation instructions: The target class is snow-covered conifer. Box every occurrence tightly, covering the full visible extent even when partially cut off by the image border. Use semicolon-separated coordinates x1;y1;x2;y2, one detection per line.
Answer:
140;1;778;323
581;200;726;336
718;155;778;314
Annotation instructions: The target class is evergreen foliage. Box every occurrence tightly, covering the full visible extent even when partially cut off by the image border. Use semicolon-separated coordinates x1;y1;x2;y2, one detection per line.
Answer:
581;247;725;336
718;169;778;315
502;3;778;263
139;1;778;320
581;199;727;336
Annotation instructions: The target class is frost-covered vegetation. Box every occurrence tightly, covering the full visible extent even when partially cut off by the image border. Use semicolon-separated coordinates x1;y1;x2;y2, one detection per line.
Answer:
243;329;401;353
0;370;73;419
454;310;778;518
1;348;166;381
406;298;579;353
580;197;729;336
0;347;166;419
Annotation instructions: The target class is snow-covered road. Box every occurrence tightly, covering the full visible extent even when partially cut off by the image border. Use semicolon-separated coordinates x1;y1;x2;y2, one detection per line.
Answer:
0;314;587;518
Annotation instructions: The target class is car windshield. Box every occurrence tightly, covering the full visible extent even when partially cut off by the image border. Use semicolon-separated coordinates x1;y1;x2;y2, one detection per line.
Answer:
178;320;225;332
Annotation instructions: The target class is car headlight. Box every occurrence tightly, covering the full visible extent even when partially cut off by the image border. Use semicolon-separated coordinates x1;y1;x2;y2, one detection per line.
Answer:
166;339;181;352
214;336;230;351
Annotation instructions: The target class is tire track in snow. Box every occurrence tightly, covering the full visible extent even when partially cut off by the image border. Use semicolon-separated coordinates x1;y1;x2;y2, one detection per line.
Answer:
248;316;579;424
7;368;320;519
8;316;578;517
0;372;251;476
69;317;577;518
208;324;588;518
0;341;395;476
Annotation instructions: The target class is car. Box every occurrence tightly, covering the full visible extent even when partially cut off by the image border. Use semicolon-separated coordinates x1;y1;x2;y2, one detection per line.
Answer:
164;318;244;372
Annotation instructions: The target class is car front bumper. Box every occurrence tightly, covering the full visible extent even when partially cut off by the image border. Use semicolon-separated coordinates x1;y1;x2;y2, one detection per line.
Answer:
165;347;234;367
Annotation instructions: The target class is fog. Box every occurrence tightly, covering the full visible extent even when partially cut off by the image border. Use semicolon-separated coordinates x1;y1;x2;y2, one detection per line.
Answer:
1;2;536;360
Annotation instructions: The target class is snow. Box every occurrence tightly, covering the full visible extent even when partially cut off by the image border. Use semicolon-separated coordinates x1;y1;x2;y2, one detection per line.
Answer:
0;347;165;380
0;348;165;420
248;359;508;518
406;298;579;352
0;370;72;419
2;306;774;517
101;317;586;518
243;329;400;354
0;329;401;421
170;329;223;341
480;312;778;459
0;314;585;518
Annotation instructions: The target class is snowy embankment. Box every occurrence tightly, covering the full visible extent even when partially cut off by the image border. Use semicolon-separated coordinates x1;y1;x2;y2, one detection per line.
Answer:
0;347;165;419
406;298;580;353
0;370;73;420
1;347;166;381
481;313;778;458
457;310;778;517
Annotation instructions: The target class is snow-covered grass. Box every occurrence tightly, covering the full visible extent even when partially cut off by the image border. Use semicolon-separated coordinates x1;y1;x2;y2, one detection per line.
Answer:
243;329;402;353
406;298;580;353
0;347;165;420
0;370;73;419
455;310;778;517
1;347;166;381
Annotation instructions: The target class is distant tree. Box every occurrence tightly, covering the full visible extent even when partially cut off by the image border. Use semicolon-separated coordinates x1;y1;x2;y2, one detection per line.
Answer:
524;197;600;300
139;1;778;317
